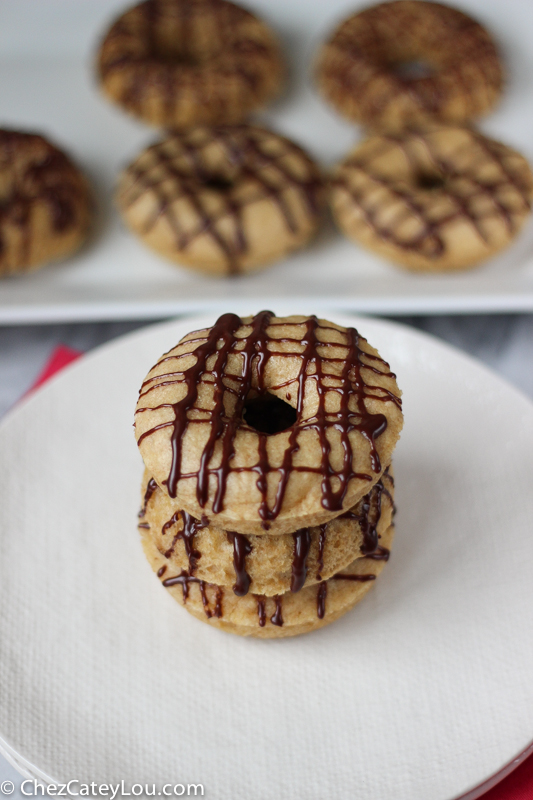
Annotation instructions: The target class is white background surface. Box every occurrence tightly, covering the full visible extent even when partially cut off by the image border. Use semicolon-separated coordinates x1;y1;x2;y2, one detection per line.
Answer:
0;313;533;799
0;0;533;321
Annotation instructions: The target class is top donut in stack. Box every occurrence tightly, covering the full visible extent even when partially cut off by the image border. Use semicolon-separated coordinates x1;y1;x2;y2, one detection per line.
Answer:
135;312;403;637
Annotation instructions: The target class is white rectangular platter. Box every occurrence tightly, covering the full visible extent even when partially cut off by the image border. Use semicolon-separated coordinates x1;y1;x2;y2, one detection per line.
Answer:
0;0;532;323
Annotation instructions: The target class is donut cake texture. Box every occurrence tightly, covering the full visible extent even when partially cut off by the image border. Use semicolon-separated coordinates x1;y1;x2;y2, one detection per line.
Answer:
330;126;533;273
0;130;91;276
97;0;284;128
116;125;324;276
134;312;403;638
315;0;503;132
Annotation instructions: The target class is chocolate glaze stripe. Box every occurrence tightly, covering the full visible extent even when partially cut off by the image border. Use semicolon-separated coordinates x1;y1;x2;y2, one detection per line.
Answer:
227;532;252;596
256;596;266;627
270;596;283;627
291;529;312;593
317;582;327;619
162;569;223;619
136;312;400;522
139;477;158;518
316;524;327;581
161;510;204;573
366;545;390;562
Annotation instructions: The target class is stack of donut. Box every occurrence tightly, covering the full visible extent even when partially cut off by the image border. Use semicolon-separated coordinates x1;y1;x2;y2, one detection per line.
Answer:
135;311;403;638
97;0;325;276
316;0;533;272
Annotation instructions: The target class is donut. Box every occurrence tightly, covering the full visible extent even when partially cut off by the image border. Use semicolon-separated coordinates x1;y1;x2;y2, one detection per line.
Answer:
329;126;533;272
116;125;324;276
141;516;395;638
315;1;504;132
139;467;395;596
134;312;403;536
97;0;284;128
0;130;91;277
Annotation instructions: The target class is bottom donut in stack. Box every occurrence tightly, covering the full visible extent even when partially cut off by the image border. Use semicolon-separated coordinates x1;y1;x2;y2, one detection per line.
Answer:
138;468;395;638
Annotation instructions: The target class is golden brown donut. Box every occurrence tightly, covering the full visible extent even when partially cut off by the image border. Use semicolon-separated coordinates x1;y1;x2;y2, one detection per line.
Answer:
139;466;395;595
316;0;503;132
115;125;324;276
0;130;91;276
97;0;284;128
141;516;395;638
330;126;533;272
134;312;403;535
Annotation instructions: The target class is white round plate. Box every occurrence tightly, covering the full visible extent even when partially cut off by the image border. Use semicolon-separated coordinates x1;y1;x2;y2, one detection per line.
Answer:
0;312;532;800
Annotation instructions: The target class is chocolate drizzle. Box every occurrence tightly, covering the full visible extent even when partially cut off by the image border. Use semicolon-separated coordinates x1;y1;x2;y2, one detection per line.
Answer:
316;581;327;619
227;532;252;596
162;569;223;618
136;312;400;524
316;524;327;581
366;545;390;562
139;477;158;518
291;529;312;592
119;127;322;273
332;573;376;582
161;510;204;573
256;596;266;627
270;595;284;627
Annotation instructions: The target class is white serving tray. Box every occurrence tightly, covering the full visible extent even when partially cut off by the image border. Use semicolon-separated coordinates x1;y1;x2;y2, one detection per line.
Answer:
0;0;532;323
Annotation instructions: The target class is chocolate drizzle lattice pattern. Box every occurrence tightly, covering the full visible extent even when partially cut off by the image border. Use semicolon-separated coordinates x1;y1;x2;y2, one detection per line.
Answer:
117;126;322;274
136;312;401;525
98;0;283;128
317;1;503;129
332;128;533;263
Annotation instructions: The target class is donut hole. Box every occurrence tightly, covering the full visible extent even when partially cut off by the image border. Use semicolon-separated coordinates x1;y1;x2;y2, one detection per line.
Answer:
415;171;446;191
202;174;235;193
392;59;436;81
243;392;297;435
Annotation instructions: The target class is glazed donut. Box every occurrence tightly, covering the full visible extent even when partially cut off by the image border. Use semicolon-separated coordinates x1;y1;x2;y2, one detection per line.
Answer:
97;0;284;128
139;467;395;596
316;0;503;131
134;312;403;536
116;125;324;276
330;126;533;272
0;130;91;276
141;516;395;638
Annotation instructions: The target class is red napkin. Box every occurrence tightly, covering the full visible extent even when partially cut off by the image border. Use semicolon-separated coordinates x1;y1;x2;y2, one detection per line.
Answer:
24;345;533;800
24;344;83;397
479;752;533;799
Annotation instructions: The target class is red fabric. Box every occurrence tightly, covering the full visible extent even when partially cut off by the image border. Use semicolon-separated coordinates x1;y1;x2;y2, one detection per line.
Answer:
21;344;533;799
25;344;83;395
480;752;533;799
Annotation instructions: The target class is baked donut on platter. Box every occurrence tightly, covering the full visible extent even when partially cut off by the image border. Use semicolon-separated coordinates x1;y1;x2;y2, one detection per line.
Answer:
141;515;395;638
0;130;91;277
116;125;324;276
139;466;395;596
315;0;503;132
97;0;284;128
134;312;403;536
329;126;533;272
